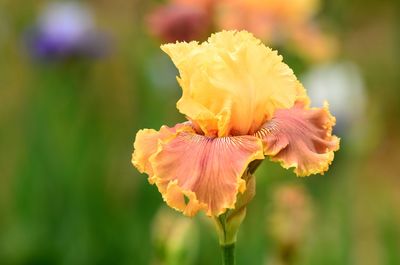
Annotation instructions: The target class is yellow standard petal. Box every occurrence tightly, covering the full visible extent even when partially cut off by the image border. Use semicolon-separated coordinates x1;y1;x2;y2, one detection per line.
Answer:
161;30;298;137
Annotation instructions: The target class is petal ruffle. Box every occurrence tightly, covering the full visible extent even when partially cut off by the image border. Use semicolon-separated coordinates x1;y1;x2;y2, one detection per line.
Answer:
255;101;339;176
133;123;265;217
161;30;298;137
132;122;192;181
151;132;264;216
294;81;310;107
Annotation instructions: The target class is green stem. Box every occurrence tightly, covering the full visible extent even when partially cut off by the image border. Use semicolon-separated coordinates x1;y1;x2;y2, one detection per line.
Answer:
221;243;235;265
213;172;256;265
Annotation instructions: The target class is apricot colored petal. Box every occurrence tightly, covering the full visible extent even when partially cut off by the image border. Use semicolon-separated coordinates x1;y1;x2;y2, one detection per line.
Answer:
255;101;339;176
173;0;214;11
291;25;338;63
161;30;298;137
216;0;319;38
131;122;193;182
151;132;264;216
216;0;276;39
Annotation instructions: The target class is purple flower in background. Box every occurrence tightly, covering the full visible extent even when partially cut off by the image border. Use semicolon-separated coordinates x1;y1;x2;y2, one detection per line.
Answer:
26;2;110;60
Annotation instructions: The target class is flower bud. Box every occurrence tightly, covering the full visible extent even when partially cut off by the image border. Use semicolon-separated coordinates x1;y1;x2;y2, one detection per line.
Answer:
151;206;198;265
266;185;313;265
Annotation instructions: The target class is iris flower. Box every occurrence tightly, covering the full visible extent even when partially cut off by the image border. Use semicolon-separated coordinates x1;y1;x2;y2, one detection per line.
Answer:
132;30;339;218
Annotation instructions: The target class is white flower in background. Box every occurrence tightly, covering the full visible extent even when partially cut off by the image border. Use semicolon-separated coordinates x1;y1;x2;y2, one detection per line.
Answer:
302;62;367;135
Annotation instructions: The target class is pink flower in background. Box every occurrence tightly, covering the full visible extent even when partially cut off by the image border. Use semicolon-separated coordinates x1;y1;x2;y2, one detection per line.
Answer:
146;0;213;43
146;0;338;62
147;4;210;43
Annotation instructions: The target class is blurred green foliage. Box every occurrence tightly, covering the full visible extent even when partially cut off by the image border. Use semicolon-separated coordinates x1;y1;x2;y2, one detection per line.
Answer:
0;0;399;265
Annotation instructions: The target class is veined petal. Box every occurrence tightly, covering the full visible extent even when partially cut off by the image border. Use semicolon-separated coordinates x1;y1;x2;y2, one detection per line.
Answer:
150;132;264;217
255;101;339;176
161;30;298;137
131;122;192;182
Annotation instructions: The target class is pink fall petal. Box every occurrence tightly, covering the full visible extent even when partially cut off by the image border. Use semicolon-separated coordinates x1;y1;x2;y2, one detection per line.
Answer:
132;122;192;180
150;132;264;216
256;101;340;176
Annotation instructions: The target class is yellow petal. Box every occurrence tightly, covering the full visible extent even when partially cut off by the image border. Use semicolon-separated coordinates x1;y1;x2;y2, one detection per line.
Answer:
132;128;159;177
295;81;310;107
150;131;264;216
255;101;340;176
161;30;298;137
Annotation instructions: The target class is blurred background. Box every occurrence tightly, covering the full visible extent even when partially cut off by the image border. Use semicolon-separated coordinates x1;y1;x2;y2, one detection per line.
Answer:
0;0;399;264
